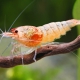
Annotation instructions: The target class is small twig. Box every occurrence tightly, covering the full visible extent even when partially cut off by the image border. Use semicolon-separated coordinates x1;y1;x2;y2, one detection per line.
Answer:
0;35;80;68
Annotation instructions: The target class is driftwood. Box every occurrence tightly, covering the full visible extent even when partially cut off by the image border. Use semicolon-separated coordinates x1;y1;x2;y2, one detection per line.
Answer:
0;35;80;68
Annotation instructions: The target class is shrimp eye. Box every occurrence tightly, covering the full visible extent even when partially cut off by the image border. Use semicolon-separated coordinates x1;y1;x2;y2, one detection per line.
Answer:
15;30;18;33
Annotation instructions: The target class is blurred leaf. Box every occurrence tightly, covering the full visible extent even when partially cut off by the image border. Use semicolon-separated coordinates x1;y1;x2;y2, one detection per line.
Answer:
73;0;80;19
6;66;60;80
73;0;80;80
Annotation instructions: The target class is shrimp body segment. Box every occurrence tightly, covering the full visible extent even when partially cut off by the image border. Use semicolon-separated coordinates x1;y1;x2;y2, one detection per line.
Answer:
38;19;80;43
2;19;80;47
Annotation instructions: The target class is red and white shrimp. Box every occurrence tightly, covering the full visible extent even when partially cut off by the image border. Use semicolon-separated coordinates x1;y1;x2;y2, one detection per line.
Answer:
0;19;80;61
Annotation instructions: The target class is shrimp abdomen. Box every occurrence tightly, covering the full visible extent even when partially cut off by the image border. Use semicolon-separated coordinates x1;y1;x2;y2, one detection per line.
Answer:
38;19;80;44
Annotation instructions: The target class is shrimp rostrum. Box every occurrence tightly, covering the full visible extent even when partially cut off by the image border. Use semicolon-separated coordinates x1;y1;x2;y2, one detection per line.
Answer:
1;19;80;61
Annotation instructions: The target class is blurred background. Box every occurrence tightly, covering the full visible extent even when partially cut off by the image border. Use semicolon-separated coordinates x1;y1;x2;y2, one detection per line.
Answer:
0;0;80;80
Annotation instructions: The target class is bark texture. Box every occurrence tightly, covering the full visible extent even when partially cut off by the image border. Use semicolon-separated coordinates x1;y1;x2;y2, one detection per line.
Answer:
0;36;80;68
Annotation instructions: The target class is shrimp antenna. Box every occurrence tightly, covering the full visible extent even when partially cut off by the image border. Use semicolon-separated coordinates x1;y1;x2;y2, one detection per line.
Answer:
0;28;3;33
4;15;6;32
8;0;35;32
0;28;4;42
64;43;80;60
0;15;7;42
1;42;11;56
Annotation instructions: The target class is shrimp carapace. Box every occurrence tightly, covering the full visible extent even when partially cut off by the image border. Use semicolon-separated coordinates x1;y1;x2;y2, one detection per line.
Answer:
3;26;43;47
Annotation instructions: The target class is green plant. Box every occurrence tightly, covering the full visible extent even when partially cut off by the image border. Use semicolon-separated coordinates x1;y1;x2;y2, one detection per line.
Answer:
73;0;80;80
6;66;60;80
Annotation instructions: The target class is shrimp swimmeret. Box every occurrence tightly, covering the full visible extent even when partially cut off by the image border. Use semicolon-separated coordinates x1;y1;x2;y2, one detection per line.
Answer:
0;19;80;61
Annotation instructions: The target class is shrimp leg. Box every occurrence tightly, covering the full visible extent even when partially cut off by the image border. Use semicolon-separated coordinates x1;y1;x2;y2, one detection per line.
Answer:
21;46;38;62
11;41;38;62
11;42;25;64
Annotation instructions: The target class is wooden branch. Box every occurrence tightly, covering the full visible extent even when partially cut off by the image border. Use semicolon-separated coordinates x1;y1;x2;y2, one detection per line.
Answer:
0;35;80;68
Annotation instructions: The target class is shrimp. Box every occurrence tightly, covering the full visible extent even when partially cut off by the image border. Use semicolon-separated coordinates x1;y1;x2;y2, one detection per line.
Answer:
1;19;80;61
